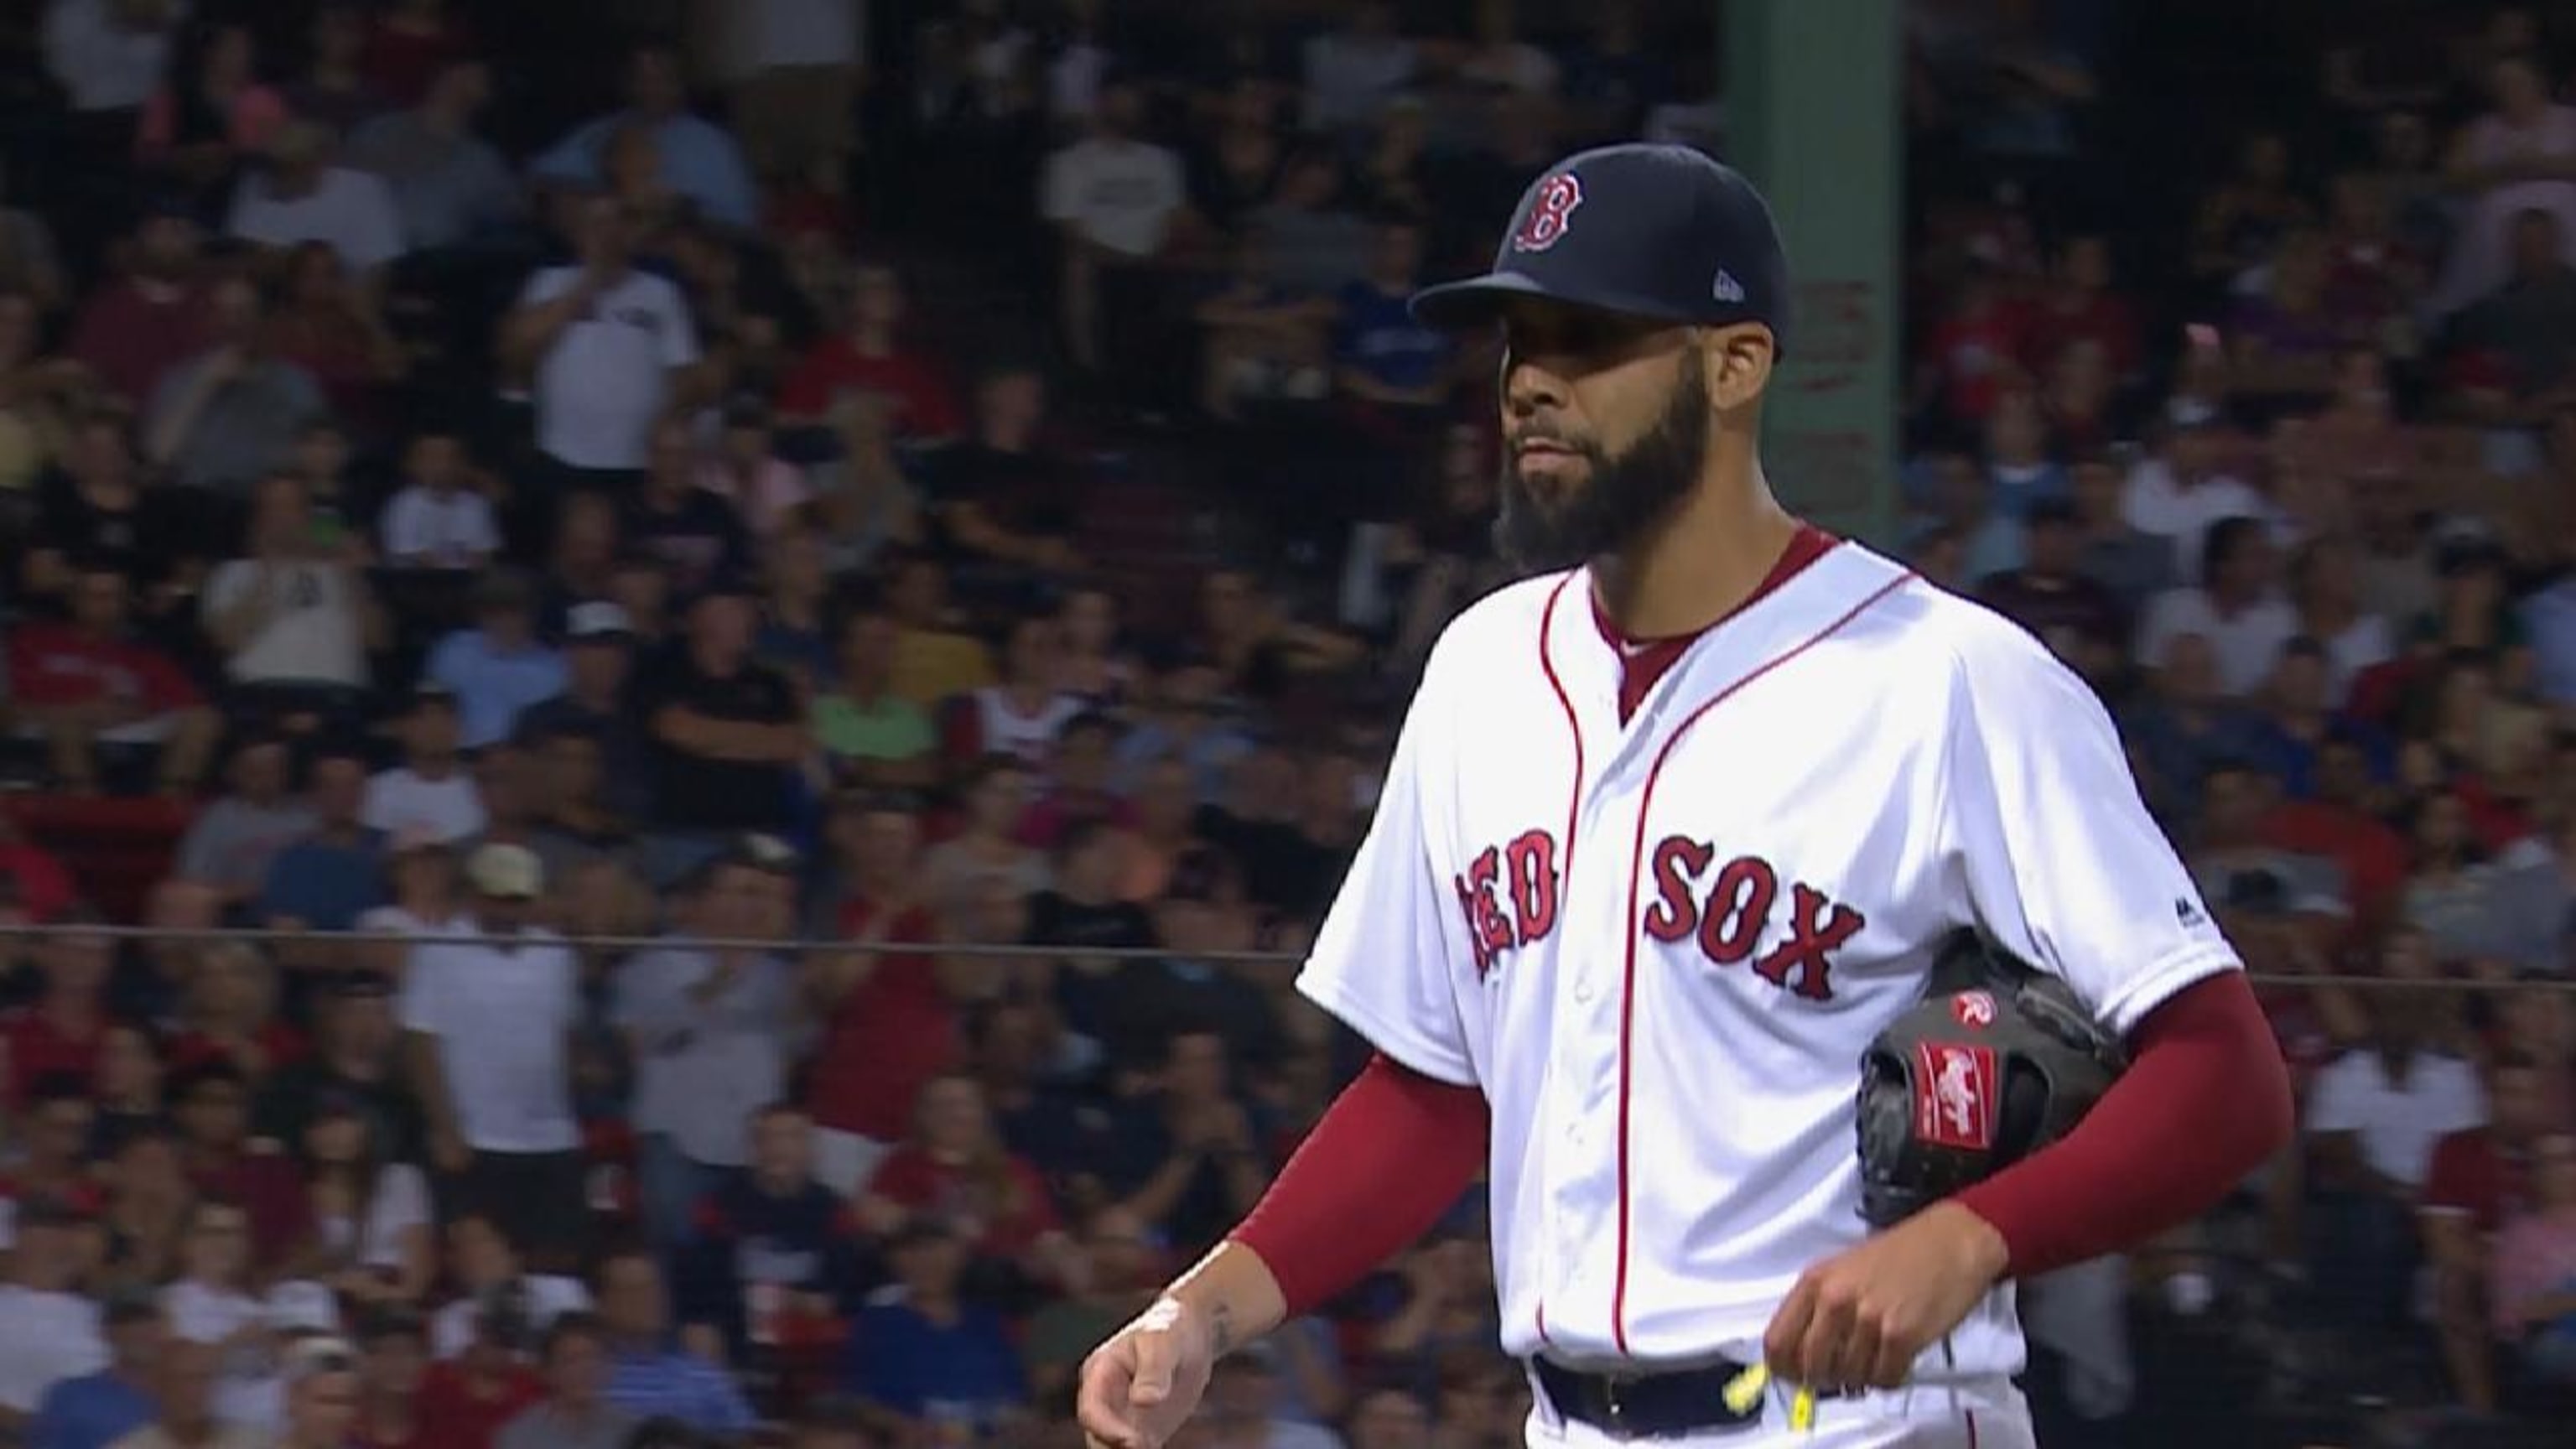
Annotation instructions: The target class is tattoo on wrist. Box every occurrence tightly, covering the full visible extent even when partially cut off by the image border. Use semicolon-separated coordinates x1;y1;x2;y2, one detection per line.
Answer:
1209;1301;1235;1357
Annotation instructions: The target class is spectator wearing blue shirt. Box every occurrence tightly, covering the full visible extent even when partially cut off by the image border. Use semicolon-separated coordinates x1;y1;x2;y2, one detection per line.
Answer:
28;1290;160;1449
423;572;569;751
1332;220;1453;414
592;1247;755;1436
844;1226;1026;1442
257;748;387;934
531;40;758;231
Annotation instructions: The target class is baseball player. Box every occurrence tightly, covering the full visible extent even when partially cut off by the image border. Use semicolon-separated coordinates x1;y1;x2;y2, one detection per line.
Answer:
1077;145;2294;1448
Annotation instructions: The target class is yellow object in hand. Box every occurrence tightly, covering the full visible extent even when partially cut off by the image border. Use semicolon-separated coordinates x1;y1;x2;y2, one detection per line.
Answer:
1788;1387;1817;1432
1721;1364;1768;1415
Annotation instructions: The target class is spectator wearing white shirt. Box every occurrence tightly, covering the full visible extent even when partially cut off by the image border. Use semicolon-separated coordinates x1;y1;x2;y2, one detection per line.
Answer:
1041;80;1187;377
202;473;380;723
2305;988;2489;1337
226;121;406;284
399;844;585;1269
378;428;498;569
361;689;486;845
501;195;702;491
2135;516;2300;699
160;1198;340;1435
0;1196;109;1431
428;1213;593;1363
2120;399;2282;584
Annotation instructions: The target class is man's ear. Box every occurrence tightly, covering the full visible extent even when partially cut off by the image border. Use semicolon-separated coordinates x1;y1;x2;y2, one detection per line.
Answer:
1701;325;1777;412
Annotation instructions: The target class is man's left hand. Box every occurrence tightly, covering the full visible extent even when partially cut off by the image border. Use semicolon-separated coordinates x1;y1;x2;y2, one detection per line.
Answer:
1759;1201;2011;1392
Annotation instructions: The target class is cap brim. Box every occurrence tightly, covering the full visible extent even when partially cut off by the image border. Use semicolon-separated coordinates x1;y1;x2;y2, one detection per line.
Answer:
1407;272;1565;329
1408;272;1768;340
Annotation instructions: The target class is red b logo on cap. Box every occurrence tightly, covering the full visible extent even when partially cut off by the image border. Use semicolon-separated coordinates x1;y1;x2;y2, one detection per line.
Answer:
1513;173;1584;252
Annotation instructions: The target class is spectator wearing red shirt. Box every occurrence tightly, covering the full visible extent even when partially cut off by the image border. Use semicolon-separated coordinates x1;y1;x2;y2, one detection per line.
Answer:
164;942;309;1085
860;1073;1075;1285
776;263;962;442
66;204;210;408
416;1297;544;1449
1919;267;2033;432
805;795;957;1197
169;1060;312;1275
2422;1054;2553;1414
6;564;219;795
2;912;118;1108
2026;234;2138;381
0;815;76;924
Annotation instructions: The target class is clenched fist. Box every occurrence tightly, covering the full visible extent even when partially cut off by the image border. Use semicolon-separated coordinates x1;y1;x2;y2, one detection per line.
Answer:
1078;1298;1223;1449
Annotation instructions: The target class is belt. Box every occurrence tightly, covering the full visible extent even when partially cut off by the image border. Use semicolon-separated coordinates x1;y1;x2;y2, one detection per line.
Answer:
1529;1356;1763;1439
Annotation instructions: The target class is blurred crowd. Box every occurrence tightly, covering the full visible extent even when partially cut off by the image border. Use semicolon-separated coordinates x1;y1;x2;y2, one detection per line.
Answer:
0;1;2567;1447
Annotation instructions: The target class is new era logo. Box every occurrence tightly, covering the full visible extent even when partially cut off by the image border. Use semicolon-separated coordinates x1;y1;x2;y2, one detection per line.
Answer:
1713;269;1745;304
2175;898;2204;927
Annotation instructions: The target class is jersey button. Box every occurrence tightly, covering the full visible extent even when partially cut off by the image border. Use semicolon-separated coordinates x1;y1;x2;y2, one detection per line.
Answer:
1573;980;1594;1004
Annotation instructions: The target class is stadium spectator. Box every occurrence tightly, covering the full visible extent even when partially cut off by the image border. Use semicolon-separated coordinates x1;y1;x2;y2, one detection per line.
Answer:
2424;1052;2554;1413
201;472;378;723
225;122;406;283
615;848;798;1251
27;1286;163;1449
135;21;289;205
294;1089;434;1308
342;57;517;254
590;1247;753;1434
532;39;759;234
803;791;949;1194
361;689;484;845
2490;1131;2576;1392
257;748;390;934
813;605;937;792
427;1215;587;1364
0;1194;110;1427
416;1281;544;1446
1332;219;1451;419
1043;80;1189;377
145;275;326;499
399;844;584;1265
494;1314;636;1449
777;263;960;441
8;564;218;796
3;915;117;1107
253;969;418;1169
501;195;701;491
675;1102;869;1361
423;572;566;751
162;1194;340;1432
173;736;310;906
842;1224;1024;1443
629;420;751;600
111;1339;262;1449
350;1306;428;1449
1;1072;106;1238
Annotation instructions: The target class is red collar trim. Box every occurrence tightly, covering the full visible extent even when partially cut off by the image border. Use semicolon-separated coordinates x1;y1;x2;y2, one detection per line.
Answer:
1587;522;1843;654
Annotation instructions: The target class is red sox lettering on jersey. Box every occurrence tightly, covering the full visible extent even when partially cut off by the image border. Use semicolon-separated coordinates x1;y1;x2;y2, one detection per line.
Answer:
1463;830;1867;1003
1298;541;2243;1390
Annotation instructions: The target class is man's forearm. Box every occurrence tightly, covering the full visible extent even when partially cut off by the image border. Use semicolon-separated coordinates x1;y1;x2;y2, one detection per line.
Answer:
1158;1239;1290;1358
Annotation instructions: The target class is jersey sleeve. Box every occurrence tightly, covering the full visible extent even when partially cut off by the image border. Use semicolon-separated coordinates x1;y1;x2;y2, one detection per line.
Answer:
1942;610;2241;1037
1295;655;1479;1088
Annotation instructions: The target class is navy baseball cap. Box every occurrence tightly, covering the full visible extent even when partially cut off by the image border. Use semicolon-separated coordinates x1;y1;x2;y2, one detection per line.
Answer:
1410;144;1793;356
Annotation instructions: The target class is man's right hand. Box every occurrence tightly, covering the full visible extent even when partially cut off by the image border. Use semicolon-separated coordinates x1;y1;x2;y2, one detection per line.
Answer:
1077;1297;1219;1449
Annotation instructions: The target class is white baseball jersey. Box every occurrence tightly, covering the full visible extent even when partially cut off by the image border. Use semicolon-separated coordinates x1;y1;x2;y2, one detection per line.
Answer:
1297;538;2241;1391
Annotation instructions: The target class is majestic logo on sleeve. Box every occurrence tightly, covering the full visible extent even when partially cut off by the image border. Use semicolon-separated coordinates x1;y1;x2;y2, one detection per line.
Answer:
1454;828;1560;978
1913;1041;1999;1150
1511;174;1585;252
1639;838;1865;1001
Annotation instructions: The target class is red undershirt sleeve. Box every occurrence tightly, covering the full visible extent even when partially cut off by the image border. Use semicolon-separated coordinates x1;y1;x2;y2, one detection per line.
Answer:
1230;1053;1490;1316
1954;971;2294;1277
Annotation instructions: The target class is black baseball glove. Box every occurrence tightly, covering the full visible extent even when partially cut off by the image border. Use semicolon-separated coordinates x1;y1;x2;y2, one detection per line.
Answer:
1855;931;2128;1228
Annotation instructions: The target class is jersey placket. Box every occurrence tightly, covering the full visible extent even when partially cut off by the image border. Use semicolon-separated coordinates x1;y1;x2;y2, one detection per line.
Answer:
1536;656;1670;1358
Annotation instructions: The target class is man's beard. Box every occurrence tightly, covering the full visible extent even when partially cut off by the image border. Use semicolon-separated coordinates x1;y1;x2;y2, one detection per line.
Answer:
1493;356;1711;574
